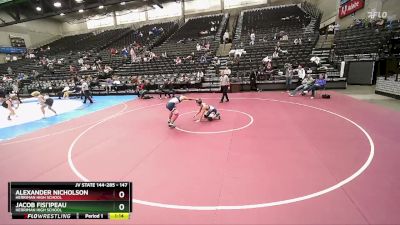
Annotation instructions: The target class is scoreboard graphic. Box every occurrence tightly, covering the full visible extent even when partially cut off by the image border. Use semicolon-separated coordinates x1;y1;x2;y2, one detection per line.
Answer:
8;182;132;220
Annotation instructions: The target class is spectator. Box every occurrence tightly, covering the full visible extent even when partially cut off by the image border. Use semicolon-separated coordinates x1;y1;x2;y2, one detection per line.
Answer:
205;42;210;50
106;77;113;94
104;65;113;74
250;69;258;91
196;43;201;51
262;35;268;42
250;31;255;45
262;56;271;64
308;74;327;99
121;47;129;61
130;48;136;63
289;74;314;96
296;65;306;80
272;51;279;58
334;23;340;34
197;70;204;81
294;38;299;45
175;57;182;65
328;24;335;34
7;67;12;75
5;54;11;62
264;61;273;80
223;31;229;43
285;64;293;92
213;57;220;66
110;48;117;56
310;56;321;67
166;79;175;97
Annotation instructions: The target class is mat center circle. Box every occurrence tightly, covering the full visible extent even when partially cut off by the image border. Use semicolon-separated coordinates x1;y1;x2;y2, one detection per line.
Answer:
175;109;254;134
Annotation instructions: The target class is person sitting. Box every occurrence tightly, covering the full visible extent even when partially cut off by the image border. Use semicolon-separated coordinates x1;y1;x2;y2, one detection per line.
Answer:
197;70;204;81
5;54;11;62
104;65;113;74
175;57;182;65
196;43;201;51
204;42;210;50
223;31;229;43
272;51;279;58
262;56;271;64
262;35;268;42
250;31;255;45
294;38;299;45
289;74;314;96
308;74;327;99
137;81;151;99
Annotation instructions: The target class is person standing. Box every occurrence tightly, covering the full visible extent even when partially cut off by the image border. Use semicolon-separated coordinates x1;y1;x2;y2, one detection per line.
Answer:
12;81;22;103
220;67;230;103
250;70;258;91
285;64;293;92
81;79;93;104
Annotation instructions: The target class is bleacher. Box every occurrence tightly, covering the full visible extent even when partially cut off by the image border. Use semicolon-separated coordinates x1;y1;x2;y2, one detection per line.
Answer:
334;27;387;56
112;22;178;49
113;15;227;92
0;4;353;94
153;15;224;56
228;6;314;84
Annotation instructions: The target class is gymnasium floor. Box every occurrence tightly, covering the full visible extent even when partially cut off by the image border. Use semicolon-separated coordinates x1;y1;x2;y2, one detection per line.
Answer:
0;91;400;225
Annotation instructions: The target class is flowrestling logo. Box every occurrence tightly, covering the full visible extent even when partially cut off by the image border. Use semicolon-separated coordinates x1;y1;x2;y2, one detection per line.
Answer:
368;9;390;20
339;0;365;18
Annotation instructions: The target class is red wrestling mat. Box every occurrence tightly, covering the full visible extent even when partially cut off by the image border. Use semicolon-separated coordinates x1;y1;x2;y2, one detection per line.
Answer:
1;92;400;225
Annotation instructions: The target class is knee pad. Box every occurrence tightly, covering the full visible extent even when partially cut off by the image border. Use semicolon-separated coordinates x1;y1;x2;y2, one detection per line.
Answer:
207;117;213;121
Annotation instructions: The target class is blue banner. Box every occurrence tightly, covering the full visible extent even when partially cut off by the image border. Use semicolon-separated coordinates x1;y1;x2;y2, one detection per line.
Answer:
0;47;26;54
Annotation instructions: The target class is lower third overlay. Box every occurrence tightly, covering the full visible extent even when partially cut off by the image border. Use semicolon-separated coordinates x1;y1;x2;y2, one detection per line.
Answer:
8;182;132;220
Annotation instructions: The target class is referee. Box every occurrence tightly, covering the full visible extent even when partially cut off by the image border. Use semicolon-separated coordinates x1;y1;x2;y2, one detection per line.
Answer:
81;79;93;104
220;67;231;103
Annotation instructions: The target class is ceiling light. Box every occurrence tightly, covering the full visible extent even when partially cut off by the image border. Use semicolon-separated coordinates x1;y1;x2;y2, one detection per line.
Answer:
120;1;126;5
98;5;104;9
78;9;84;13
36;6;42;11
75;0;83;3
53;1;61;7
60;13;65;16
